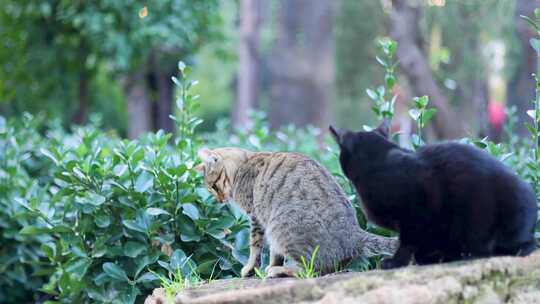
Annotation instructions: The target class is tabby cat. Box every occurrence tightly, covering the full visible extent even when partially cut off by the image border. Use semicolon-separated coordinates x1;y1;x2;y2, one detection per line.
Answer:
195;147;397;278
330;121;537;269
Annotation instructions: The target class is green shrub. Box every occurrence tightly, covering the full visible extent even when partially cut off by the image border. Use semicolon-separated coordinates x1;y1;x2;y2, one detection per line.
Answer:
0;64;250;303
0;114;56;303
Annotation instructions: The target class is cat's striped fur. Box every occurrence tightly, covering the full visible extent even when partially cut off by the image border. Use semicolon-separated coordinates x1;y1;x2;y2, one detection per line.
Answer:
196;147;397;277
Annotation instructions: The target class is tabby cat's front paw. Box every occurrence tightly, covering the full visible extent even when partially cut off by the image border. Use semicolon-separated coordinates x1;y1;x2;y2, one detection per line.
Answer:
241;265;255;278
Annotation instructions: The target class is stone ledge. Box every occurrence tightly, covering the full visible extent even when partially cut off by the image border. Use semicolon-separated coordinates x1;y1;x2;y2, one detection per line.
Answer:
145;251;540;304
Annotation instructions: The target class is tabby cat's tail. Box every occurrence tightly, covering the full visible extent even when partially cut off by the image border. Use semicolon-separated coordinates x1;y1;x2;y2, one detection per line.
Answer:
354;229;399;258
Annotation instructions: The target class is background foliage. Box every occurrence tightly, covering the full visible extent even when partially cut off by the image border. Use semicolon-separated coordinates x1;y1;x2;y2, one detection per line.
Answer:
2;1;540;303
2;39;540;301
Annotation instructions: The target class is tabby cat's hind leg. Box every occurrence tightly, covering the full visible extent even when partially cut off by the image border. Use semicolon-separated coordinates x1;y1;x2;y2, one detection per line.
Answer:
265;248;285;274
266;266;299;278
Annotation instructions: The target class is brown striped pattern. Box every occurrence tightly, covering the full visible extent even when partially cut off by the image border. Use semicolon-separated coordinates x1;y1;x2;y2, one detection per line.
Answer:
197;148;398;277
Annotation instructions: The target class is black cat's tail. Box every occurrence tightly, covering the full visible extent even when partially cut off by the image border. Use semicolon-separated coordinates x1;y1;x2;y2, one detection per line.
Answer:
353;229;399;258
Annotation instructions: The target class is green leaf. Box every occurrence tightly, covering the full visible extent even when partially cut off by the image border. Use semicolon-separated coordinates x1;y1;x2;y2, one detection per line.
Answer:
178;61;186;72
526;123;538;137
377;86;385;98
135;172;154;193
387;39;397;55
473;140;488;149
132;147;145;164
122;220;147;234
411;134;424;147
530;38;540;53
248;135;261;149
527;109;537;120
171;76;181;86
362;125;374;132
122;210;151;234
136;272;159;283
170;249;188;271
102;262;129;282
196;259;218;276
124;241;147;258
41;243;56;260
0;116;5;134
59;271;71;293
134;251;161;278
94;212;111;228
182;203;200;220
88;192;106;206
408;109;421;121
20;226;49;235
113;164;128;176
120;285;139;304
40;148;59;165
92;241;107;258
375;56;387;67
366;89;378;101
93;272;110;286
385;74;395;88
146;207;170;216
152;236;174;249
177;214;201;242
414;96;429;108
207;227;226;239
422;108;438;123
66;257;92;279
176;97;184;109
71;243;89;258
521;15;540;31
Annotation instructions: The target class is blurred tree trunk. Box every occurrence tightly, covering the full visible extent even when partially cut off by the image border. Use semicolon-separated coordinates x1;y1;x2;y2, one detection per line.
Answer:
268;0;335;130
233;0;262;129
148;52;175;134
72;45;90;124
154;67;175;134
390;0;463;139
125;71;152;139
72;70;88;124
508;0;540;136
458;7;490;139
471;78;490;138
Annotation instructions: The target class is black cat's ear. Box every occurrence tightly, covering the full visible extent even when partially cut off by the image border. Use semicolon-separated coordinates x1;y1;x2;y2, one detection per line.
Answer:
329;125;345;146
375;119;391;138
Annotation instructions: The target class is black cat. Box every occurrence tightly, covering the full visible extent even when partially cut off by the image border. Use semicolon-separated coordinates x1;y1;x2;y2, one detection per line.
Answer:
330;121;538;269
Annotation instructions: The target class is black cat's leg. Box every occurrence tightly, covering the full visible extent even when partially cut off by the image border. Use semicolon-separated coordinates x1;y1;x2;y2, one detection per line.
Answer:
381;244;415;269
496;239;537;257
495;213;537;257
381;230;416;269
516;240;537;256
381;223;421;269
466;235;496;260
242;216;264;277
415;249;443;265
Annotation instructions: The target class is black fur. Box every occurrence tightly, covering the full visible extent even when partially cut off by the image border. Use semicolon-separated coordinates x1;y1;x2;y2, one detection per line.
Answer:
330;123;538;269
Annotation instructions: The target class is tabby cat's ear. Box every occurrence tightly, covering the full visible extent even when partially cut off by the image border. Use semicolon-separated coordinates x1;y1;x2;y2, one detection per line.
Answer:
197;148;220;164
329;125;344;146
375;119;391;138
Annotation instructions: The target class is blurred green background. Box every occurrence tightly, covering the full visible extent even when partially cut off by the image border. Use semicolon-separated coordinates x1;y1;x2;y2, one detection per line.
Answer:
1;0;537;141
2;1;540;303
